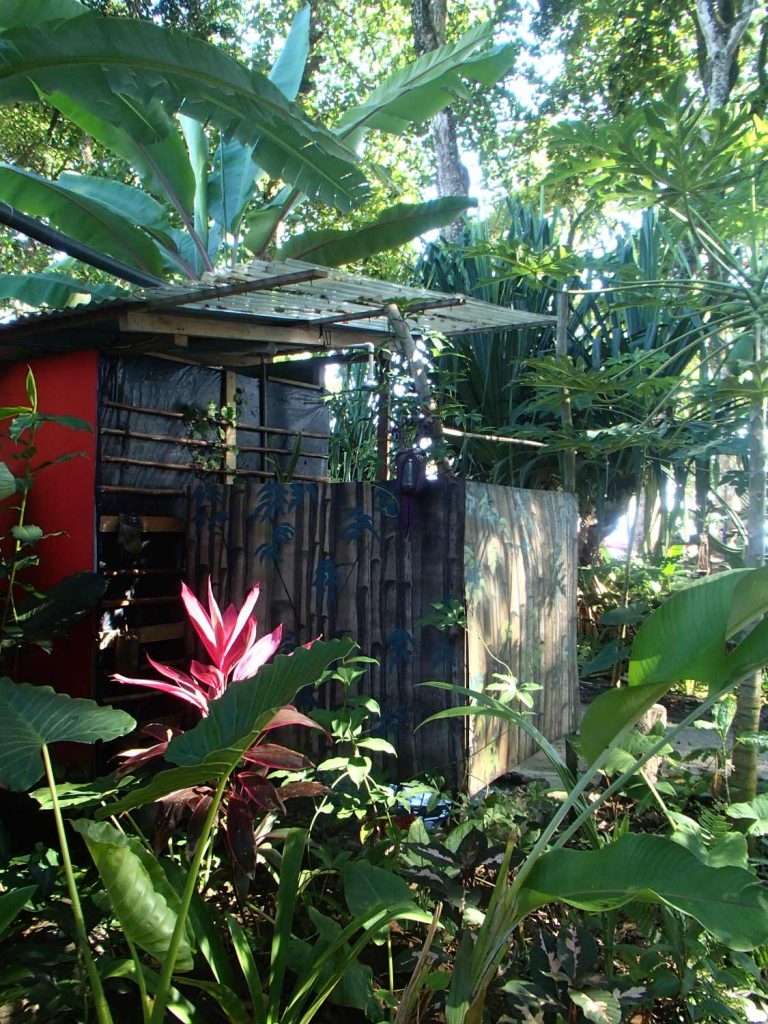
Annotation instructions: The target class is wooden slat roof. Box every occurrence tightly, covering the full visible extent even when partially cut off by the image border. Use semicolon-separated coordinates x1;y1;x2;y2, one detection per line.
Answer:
0;258;555;363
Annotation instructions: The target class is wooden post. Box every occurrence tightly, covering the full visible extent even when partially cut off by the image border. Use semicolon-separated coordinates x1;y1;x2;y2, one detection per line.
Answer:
556;289;576;493
383;303;446;468
376;353;390;481
223;370;237;486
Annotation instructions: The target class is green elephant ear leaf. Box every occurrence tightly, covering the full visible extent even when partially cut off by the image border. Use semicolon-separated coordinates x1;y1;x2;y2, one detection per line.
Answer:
166;638;355;768
569;989;621;1024
343;860;418;919
727;793;768;835
0;678;136;791
0;885;37;936
73;819;194;971
520;833;768;952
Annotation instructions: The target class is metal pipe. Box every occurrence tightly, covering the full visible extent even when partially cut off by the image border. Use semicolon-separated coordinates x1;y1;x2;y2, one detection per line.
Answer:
0;201;165;288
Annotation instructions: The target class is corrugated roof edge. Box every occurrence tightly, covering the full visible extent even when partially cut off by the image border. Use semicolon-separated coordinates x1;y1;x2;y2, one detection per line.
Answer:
0;258;556;349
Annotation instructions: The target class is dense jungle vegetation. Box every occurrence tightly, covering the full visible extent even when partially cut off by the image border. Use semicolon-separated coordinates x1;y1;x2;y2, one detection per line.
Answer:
3;2;768;1022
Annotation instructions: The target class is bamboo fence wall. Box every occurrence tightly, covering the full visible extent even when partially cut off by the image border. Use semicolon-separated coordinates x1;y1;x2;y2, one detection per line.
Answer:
186;479;578;790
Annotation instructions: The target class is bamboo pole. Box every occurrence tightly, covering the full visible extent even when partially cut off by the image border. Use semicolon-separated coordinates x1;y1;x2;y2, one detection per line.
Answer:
376;354;391;481
101;429;329;460
223;370;238;487
443;426;545;448
101;455;327;483
102;400;330;440
229;481;246;606
98;485;186;497
102;568;183;578
556;289;576;493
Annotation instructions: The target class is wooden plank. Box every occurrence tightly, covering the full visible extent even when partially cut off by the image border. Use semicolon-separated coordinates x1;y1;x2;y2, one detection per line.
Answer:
144;267;330;312
99;485;186;497
134;622;186;643
464;483;579;794
102;595;181;609
311;296;464;326
99;515;185;534
223;370;237;485
120;310;384;349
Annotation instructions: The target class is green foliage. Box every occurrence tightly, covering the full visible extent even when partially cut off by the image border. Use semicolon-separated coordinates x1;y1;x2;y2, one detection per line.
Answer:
581;568;768;763
73;819;195;971
0;678;135;791
0;374;106;655
727;793;768;835
0;885;36;936
521;833;768;951
218;829;431;1024
167;639;355;767
0;3;515;299
279;196;476;266
338;20;515;140
0;163;168;276
0;272;127;306
415;569;768;1023
0;7;366;212
416;202;711;553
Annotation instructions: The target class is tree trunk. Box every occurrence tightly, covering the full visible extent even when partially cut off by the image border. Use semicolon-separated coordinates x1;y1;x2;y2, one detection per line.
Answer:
411;0;470;241
694;0;762;803
695;0;757;109
731;321;766;803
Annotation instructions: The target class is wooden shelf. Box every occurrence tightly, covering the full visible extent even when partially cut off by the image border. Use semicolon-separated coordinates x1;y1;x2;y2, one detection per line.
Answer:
133;622;186;643
101;568;183;578
102;595;181;610
99;515;186;534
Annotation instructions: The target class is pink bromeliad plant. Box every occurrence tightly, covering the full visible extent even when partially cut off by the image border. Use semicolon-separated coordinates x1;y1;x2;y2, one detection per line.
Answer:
114;580;285;717
114;580;325;885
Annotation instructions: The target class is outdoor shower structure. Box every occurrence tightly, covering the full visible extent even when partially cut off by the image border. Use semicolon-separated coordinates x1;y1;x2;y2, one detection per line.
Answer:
0;259;577;791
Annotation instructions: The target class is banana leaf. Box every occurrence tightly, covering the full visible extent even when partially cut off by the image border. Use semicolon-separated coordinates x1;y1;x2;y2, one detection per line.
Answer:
0;271;128;307
0;163;165;275
520;832;768;952
0;14;367;211
338;21;513;140
279;196;477;266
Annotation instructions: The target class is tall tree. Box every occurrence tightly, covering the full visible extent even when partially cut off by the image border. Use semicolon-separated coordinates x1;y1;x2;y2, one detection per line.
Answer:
411;0;470;240
695;0;758;108
693;0;763;803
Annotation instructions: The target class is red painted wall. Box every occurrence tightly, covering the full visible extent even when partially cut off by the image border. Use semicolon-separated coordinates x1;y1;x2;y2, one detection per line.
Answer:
0;350;98;696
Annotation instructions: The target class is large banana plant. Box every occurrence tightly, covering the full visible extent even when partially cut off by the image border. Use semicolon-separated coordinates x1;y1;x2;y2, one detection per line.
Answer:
0;1;515;304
